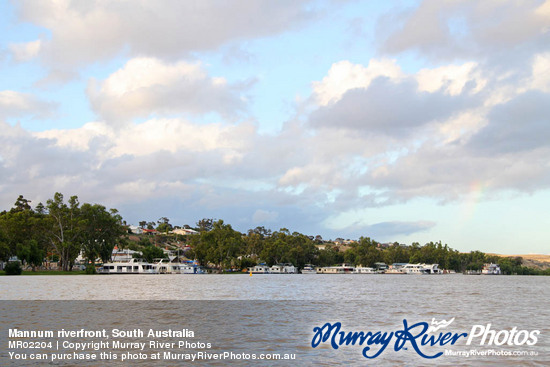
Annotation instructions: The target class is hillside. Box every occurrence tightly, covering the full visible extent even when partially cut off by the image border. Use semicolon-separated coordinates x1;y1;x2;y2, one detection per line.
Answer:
492;254;550;270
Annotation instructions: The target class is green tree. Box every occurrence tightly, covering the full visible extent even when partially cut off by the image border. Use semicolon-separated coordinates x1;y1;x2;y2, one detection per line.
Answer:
260;236;288;266
383;244;409;265
79;204;126;265
196;218;215;232
44;193;84;271
156;217;173;233
202;220;243;269
4;261;22;275
0;241;10;262
12;195;32;212
0;196;49;271
318;246;344;266
138;246;167;263
191;220;243;269
16;240;44;271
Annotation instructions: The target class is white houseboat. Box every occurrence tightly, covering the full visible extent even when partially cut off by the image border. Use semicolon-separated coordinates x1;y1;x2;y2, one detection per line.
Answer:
155;259;182;274
99;258;157;274
269;263;297;274
248;264;270;274
179;260;206;274
482;263;501;275
318;264;355;274
402;263;430;274
301;264;317;274
155;259;206;274
385;263;407;274
401;263;442;274
422;263;442;274
354;266;376;274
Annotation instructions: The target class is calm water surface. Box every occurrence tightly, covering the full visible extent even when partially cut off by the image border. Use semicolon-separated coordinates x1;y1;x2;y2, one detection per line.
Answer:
1;274;548;366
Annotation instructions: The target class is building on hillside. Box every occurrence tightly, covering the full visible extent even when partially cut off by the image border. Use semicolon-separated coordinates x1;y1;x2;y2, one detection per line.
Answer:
111;248;140;262
142;229;158;235
128;225;143;234
171;228;199;236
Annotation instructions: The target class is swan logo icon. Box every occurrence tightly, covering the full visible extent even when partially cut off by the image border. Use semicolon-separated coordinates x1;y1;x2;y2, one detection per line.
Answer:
427;318;455;333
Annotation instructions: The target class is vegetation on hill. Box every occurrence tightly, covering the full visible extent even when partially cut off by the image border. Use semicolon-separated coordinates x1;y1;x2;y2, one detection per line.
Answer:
1;193;549;275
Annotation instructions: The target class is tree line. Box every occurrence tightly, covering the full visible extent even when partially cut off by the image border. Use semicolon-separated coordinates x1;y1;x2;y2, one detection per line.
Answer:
2;194;548;275
186;220;549;275
0;194;126;271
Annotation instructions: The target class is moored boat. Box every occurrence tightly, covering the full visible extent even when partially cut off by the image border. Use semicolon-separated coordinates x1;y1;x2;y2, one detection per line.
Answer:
248;264;270;274
301;264;317;274
481;263;501;275
98;258;156;274
269;263;297;274
401;263;430;274
318;264;355;274
385;263;407;274
353;266;376;274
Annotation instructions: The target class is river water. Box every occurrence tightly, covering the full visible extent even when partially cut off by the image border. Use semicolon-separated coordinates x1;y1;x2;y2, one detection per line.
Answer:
1;274;549;366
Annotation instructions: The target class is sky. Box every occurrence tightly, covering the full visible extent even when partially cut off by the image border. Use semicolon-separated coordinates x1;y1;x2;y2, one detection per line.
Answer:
1;0;549;254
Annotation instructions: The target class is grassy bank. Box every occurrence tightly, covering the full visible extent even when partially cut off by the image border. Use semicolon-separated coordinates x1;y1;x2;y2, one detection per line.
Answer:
0;270;87;276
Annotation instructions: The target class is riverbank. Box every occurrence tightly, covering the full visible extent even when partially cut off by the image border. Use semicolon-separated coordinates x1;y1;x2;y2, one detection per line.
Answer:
0;270;87;276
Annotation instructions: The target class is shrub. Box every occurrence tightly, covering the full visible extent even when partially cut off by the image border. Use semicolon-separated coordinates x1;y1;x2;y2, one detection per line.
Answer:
5;262;22;275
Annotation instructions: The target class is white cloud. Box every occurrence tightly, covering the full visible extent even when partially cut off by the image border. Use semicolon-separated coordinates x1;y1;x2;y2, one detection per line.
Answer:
5;46;548;236
13;0;314;74
99;58;202;97
530;53;550;92
87;57;247;123
379;0;550;61
416;62;486;95
0;90;57;119
34;117;257;166
3;0;550;247
9;40;42;62
312;59;403;106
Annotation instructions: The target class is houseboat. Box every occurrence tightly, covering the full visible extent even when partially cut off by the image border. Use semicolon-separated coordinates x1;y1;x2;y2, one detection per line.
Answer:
482;263;501;275
301;264;317;274
401;263;442;274
248;264;270;274
354;266;376;274
423;263;442;274
155;259;183;274
98;258;157;274
385;263;407;274
374;262;388;273
318;264;355;274
179;260;206;274
401;263;430;274
269;263;297;274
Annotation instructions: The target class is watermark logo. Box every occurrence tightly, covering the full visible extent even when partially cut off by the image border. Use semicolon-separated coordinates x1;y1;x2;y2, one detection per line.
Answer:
311;319;540;360
466;324;539;346
427;317;454;333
